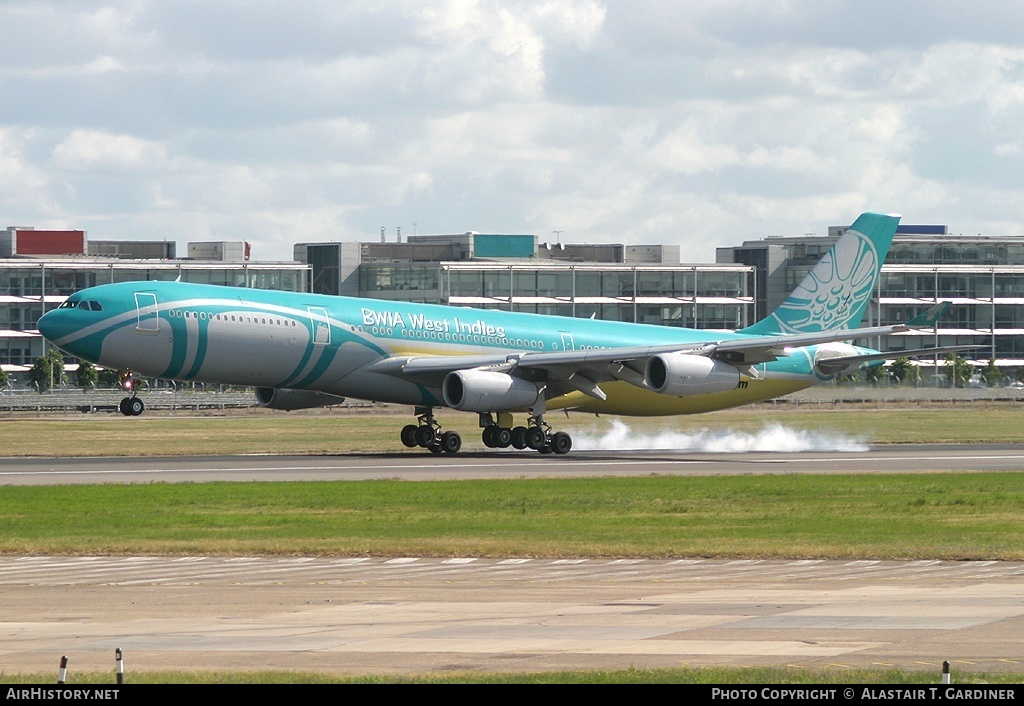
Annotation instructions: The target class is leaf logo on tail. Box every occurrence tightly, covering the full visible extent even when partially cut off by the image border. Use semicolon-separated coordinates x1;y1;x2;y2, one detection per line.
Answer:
766;229;880;334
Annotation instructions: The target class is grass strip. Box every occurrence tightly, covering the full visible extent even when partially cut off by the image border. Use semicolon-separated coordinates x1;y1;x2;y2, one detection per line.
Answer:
2;473;1023;559
0;406;1023;456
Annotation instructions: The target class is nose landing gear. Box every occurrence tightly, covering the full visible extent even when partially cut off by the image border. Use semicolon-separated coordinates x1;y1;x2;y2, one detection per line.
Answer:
117;370;145;417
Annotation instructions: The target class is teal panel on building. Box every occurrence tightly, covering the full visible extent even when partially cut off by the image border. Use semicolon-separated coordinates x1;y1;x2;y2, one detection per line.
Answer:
473;234;535;258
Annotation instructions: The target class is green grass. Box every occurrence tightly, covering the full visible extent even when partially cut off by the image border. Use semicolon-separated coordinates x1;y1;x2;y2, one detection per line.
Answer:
2;473;1023;558
1;405;1023;456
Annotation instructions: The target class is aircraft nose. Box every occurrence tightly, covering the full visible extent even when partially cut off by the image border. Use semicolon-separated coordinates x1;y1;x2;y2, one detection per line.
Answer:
37;308;70;344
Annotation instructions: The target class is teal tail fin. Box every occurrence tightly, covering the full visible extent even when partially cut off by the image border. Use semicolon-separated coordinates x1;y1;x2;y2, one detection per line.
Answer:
740;212;900;335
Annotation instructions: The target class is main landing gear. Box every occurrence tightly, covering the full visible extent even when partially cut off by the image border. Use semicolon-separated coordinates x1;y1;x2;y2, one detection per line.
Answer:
480;412;572;455
400;406;462;454
399;408;573;455
117;370;145;417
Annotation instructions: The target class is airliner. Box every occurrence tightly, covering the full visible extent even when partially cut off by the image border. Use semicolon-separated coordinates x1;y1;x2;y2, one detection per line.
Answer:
37;212;958;455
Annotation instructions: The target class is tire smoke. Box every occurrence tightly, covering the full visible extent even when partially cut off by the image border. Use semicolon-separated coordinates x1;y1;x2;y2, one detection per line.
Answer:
573;420;868;453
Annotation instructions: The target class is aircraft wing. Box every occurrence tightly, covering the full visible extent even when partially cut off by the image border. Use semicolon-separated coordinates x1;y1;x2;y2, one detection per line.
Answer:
366;342;708;385
367;302;957;404
367;317;937;400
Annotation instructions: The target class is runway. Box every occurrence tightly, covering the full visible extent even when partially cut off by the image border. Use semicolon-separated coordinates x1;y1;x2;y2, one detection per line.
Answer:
1;443;1024;485
2;555;1023;676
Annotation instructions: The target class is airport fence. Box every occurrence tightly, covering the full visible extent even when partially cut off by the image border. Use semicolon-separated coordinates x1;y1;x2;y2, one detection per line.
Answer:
781;384;1024;407
0;389;376;415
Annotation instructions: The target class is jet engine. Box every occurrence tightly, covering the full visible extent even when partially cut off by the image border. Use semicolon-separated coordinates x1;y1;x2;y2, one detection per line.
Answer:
812;342;864;376
442;370;541;412
254;387;346;411
644;353;740;396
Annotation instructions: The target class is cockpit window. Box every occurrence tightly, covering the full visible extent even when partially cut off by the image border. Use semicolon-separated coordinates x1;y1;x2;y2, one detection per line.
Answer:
58;299;102;311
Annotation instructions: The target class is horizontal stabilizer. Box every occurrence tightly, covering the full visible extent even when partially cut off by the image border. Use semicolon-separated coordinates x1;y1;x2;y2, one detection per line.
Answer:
814;345;981;376
904;302;950;328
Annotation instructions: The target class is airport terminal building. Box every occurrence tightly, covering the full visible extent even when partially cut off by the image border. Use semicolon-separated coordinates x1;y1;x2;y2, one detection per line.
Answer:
295;233;755;330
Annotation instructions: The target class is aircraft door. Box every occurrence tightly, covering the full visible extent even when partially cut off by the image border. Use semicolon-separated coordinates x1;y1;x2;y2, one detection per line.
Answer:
560;332;575;351
307;307;331;346
134;292;159;334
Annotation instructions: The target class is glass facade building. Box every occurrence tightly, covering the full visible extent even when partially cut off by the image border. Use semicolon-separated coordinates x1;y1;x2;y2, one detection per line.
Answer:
297;235;755;332
439;263;751;329
873;265;1024;363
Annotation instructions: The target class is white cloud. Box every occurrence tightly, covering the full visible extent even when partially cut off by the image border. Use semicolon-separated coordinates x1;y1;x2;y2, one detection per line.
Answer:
51;129;168;171
650;123;742;175
0;128;55;213
3;1;1024;257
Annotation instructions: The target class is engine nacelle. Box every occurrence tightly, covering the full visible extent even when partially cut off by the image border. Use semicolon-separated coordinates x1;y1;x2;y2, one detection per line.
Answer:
812;342;863;376
254;387;346;411
644;353;740;397
443;370;541;412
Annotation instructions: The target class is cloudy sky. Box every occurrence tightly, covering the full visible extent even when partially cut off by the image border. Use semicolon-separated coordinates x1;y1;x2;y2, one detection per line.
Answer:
2;0;1024;262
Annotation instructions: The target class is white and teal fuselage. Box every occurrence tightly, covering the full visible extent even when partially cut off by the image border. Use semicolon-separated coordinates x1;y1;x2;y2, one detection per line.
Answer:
40;213;908;421
38;279;872;417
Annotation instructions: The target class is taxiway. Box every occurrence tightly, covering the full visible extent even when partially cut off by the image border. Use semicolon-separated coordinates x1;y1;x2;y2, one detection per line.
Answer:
2;556;1022;676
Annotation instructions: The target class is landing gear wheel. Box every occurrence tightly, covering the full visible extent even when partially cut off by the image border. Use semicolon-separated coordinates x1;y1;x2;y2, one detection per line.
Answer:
550;431;572;455
510;426;528;450
483;426;512;449
400;424;419;448
120;397;144;416
525;427;547;450
440;431;462;454
493;427;512;448
415;425;437;448
482;426;496;448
